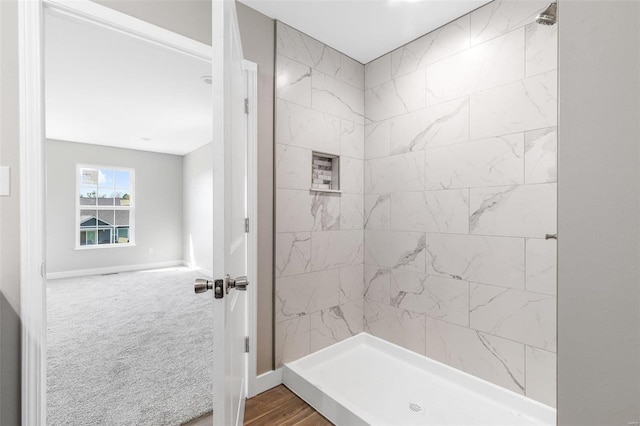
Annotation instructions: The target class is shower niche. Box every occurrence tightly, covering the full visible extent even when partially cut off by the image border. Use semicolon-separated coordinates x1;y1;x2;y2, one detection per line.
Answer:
310;151;340;193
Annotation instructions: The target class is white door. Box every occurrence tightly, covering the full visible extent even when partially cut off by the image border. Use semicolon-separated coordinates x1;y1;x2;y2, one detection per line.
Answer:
211;0;248;425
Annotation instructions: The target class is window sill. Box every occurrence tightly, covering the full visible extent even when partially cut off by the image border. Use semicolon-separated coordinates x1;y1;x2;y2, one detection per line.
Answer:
74;243;136;251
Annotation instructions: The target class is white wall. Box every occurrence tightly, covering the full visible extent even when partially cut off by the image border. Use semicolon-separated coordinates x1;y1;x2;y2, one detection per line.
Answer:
557;0;640;424
182;143;213;272
46;140;184;275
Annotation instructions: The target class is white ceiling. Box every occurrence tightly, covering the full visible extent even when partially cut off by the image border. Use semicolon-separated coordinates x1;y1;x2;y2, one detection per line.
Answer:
239;0;492;63
45;10;212;156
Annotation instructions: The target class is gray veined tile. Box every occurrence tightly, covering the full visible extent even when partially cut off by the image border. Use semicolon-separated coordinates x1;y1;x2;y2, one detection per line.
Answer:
275;315;310;367
339;264;364;303
365;54;392;90
364;264;391;305
364;69;426;122
525;346;557;407
310;192;340;231
311;230;364;271
469;183;557;238
470;0;550;46
425;133;524;190
390;270;470;326
390;97;470;155
526;238;557;296
470;70;557;140
340;193;364;230
310;299;364;352
365;230;426;273
525;20;558;77
276;54;312;107
276;189;315;232
340;120;364;159
275;144;312;190
525;127;557;184
364;120;391;159
391;14;470;79
425;233;525;289
340;53;365;90
364;193;391;230
364;299;426;356
275;269;340;322
276;99;340;153
312;71;365;124
364;151;425;194
426;317;526;395
426;28;525;106
276;21;340;77
470;283;557;351
275;232;311;277
423;189;470;234
340;157;364;194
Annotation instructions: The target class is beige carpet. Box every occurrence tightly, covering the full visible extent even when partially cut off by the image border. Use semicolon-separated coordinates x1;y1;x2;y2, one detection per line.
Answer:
47;267;214;426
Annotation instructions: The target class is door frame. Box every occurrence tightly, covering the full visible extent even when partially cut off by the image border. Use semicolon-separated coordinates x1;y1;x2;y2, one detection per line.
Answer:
18;1;257;423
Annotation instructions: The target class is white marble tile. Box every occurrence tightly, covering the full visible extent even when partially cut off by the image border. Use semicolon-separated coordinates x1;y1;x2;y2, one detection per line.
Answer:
364;299;426;355
390;192;427;232
340;120;364;159
275;144;312;190
365;151;425;194
275;315;310;367
340;156;364;194
425;133;524;190
364;120;391;159
365;69;426;122
390;270;469;326
276;269;340;322
470;0;549;46
275;232;311;277
276;189;314;232
425;233;525;289
276;54;312;107
364;264;391;305
364;194;391;230
426;28;525;106
525;346;557;407
470;283;556;351
365;230;426;272
277;22;340;77
312;71;364;124
364;54;391;89
425;317;526;394
310;192;340;231
340;264;364;303
470;70;557;140
526;238;557;296
525;127;557;184
310;299;364;352
424;189;470;234
469;183;557;238
340;54;365;90
311;230;364;271
390;97;470;154
391;15;470;79
525;22;558;77
276;99;341;153
340;193;364;230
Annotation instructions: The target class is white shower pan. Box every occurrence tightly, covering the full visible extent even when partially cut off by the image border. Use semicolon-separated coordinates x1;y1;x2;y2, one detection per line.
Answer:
283;333;555;426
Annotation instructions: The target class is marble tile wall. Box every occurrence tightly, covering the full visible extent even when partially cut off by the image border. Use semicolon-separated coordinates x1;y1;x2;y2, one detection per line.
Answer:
274;22;366;368
363;0;557;407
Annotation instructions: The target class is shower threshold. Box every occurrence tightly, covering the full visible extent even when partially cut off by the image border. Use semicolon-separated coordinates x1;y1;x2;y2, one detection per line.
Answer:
283;333;555;426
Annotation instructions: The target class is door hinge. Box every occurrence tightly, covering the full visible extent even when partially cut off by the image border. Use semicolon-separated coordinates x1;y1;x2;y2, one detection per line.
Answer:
244;336;250;353
244;98;249;114
244;217;249;233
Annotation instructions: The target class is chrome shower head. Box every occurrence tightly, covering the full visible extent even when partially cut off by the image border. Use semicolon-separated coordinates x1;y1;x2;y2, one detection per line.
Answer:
536;2;557;25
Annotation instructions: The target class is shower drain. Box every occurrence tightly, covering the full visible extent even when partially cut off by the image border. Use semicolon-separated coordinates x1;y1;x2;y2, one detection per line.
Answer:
408;402;425;414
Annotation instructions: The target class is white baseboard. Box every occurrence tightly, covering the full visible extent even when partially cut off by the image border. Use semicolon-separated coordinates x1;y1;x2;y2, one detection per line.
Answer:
46;260;185;280
253;368;283;396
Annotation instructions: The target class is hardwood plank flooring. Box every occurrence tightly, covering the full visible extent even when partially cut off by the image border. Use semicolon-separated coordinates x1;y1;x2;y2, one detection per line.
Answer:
182;385;332;426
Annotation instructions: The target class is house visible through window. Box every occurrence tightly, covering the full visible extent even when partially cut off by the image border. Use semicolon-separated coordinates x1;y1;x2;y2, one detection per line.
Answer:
77;165;134;248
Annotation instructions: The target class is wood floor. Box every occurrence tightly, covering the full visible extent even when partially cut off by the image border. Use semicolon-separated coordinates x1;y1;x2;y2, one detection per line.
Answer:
184;385;332;426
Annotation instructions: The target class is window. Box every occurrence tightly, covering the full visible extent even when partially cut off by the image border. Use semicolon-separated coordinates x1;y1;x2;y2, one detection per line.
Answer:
77;165;134;248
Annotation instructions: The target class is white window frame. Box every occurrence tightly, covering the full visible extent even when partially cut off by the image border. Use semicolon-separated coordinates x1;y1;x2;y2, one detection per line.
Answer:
75;163;136;249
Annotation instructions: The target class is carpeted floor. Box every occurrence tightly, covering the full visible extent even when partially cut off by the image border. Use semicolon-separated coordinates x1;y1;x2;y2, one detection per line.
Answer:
47;267;214;426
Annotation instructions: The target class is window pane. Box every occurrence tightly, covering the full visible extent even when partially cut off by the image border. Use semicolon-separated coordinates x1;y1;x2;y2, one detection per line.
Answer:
114;210;129;227
117;228;129;243
97;210;115;227
97;229;112;245
80;209;97;226
98;169;114;188
81;230;97;246
115;188;131;206
114;170;131;189
80;168;99;185
79;185;97;206
97;187;115;206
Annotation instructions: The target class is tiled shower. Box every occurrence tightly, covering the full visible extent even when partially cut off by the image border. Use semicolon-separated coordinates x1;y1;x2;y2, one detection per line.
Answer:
275;0;557;408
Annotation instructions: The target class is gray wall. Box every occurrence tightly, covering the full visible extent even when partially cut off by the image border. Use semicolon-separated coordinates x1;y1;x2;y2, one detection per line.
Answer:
183;143;213;272
46;140;184;274
557;0;640;424
236;2;275;374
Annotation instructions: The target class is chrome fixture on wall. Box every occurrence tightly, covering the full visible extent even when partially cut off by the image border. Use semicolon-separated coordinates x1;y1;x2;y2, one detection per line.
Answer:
536;2;558;25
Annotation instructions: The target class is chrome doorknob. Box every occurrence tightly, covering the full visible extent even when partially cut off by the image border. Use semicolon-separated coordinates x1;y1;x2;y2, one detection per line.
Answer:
225;275;249;293
194;278;213;294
